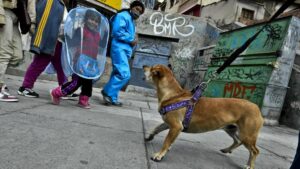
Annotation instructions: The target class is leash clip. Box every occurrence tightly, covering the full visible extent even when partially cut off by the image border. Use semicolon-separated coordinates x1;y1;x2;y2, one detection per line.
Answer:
199;82;208;90
201;71;218;88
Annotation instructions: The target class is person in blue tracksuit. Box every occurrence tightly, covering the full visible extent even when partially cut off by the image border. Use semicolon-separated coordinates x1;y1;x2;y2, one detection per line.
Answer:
101;0;145;107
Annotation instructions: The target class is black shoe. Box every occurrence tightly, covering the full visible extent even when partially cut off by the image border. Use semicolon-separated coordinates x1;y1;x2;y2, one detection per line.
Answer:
112;102;123;107
101;90;122;107
61;93;79;100
101;90;113;105
18;87;39;98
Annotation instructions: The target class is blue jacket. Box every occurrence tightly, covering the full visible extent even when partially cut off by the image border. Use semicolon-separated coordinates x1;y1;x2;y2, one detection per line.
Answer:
30;0;65;56
111;10;135;56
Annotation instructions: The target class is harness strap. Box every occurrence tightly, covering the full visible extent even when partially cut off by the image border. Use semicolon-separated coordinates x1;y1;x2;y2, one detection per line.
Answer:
182;105;195;131
159;100;190;115
159;87;203;131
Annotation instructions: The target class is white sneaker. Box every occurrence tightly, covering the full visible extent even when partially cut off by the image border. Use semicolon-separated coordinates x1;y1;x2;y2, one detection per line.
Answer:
0;85;18;102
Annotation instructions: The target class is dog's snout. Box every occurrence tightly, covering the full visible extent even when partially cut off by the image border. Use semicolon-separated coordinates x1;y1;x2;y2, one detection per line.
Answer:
143;65;148;69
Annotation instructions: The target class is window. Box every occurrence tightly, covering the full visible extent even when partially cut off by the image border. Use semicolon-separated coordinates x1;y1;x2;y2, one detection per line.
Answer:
169;0;179;9
241;8;254;20
170;0;175;8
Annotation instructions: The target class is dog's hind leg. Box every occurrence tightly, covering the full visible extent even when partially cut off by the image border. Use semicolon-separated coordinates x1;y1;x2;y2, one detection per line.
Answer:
145;122;169;142
221;125;242;154
242;139;259;169
239;123;261;169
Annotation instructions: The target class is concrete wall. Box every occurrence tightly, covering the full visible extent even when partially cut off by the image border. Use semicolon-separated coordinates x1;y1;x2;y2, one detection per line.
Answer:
281;55;300;129
237;0;265;20
137;9;220;88
261;17;300;125
164;0;182;13
201;0;237;26
186;45;215;89
201;0;265;27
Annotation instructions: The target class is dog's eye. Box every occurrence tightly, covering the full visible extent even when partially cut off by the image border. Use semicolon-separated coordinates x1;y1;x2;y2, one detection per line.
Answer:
152;70;160;76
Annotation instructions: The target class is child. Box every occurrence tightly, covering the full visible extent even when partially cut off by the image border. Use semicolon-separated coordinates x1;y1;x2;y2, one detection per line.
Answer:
50;9;103;109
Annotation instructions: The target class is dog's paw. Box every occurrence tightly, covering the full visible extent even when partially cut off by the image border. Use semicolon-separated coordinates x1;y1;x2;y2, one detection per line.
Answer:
243;165;251;169
151;153;164;162
145;135;154;142
220;148;232;154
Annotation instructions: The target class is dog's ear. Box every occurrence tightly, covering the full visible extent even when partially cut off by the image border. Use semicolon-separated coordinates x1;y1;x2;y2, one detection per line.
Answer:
151;65;170;78
151;66;164;78
152;69;160;77
143;65;149;70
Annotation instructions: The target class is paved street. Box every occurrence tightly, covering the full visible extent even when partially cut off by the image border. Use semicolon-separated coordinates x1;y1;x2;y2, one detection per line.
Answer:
0;75;298;169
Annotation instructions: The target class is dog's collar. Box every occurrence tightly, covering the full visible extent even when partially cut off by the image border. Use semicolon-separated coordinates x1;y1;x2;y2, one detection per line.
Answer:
159;86;203;131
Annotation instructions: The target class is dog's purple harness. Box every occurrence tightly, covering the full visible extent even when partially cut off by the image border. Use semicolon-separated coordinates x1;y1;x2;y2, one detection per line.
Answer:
159;86;203;131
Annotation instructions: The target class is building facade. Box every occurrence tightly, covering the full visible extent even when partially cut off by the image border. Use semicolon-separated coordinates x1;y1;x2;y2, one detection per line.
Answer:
163;0;300;30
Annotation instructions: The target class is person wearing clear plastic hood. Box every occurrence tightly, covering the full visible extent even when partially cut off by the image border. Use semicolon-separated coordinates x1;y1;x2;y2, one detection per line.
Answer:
101;0;145;107
50;8;109;109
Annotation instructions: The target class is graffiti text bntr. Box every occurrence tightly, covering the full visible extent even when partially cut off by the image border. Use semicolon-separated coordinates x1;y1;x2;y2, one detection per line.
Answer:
149;12;195;37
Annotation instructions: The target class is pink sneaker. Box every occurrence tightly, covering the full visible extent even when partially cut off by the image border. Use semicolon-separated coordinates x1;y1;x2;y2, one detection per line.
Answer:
50;87;63;105
78;95;91;109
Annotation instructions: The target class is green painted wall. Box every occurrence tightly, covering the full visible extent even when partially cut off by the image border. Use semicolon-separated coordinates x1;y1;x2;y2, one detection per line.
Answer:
203;17;292;107
213;18;290;58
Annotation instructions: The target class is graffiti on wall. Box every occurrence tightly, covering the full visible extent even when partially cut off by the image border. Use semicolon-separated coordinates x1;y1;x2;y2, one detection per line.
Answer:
269;91;283;105
291;101;300;110
204;82;265;106
171;57;191;87
263;24;283;48
174;48;194;59
212;21;288;58
194;55;210;68
192;47;215;71
223;82;256;99
263;87;287;107
137;37;172;56
149;12;195;37
137;10;220;88
213;48;234;58
206;67;271;83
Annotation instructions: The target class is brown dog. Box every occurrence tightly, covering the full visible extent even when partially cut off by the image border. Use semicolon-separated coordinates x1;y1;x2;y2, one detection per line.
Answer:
143;64;264;169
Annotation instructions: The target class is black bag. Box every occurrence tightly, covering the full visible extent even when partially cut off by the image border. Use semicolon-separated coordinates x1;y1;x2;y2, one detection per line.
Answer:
16;0;31;34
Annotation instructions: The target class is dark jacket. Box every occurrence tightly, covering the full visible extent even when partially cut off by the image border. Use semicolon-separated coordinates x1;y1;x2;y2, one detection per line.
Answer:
30;0;65;55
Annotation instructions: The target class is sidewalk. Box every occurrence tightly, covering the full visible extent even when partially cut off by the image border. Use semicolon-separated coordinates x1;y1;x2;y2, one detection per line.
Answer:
0;75;298;169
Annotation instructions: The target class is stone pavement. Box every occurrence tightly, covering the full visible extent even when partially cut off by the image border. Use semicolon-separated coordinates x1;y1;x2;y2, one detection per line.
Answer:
0;75;298;169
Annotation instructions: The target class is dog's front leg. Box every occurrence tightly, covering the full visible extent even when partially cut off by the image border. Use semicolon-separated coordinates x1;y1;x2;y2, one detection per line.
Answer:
145;122;169;142
151;123;182;162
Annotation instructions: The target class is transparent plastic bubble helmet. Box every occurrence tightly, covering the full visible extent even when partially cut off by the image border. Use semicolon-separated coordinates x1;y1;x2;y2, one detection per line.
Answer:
63;7;109;80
